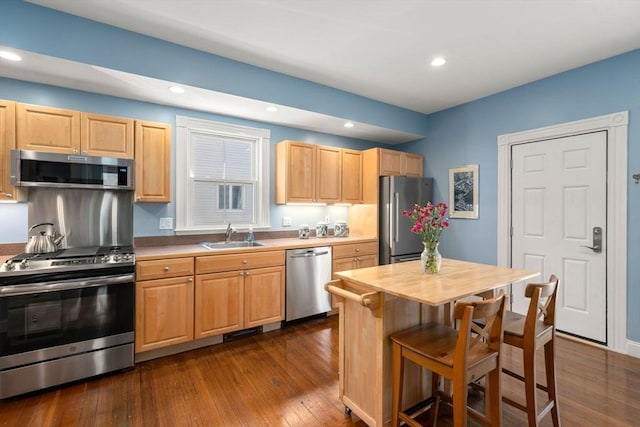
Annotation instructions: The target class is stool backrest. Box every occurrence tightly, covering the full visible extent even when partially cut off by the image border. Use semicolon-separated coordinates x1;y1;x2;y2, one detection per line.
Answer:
453;292;506;367
524;275;559;329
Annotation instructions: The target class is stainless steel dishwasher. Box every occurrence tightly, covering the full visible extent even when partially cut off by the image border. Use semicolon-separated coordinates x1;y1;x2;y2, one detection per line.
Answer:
285;246;332;322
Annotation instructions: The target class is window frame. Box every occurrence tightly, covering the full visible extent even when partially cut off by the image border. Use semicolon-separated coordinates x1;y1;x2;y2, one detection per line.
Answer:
175;116;270;234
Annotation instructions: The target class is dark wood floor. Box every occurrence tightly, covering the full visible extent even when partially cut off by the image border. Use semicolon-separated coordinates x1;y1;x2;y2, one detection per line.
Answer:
1;316;640;426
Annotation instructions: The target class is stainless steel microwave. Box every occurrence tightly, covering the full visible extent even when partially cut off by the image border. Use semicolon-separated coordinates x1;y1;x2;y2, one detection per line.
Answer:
10;149;134;190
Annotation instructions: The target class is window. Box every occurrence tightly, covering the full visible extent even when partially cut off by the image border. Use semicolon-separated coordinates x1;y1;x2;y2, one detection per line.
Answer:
175;116;270;233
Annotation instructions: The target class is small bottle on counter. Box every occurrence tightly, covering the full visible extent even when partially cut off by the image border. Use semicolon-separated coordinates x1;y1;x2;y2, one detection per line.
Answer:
246;225;255;243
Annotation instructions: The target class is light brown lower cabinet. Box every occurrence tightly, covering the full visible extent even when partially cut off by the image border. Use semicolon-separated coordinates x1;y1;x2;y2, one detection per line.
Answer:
135;276;195;353
331;241;378;308
135;250;286;354
194;265;285;338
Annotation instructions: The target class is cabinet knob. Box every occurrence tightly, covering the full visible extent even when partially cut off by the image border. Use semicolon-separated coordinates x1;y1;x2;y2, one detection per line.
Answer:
242;259;248;264
244;271;250;276
163;266;170;271
72;149;78;154
187;277;193;283
355;248;360;252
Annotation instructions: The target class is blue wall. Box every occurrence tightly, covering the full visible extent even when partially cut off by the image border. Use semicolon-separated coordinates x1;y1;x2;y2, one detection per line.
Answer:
401;49;640;341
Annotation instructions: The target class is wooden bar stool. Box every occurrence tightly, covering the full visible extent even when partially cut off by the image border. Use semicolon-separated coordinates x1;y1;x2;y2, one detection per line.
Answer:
501;275;561;426
390;292;507;427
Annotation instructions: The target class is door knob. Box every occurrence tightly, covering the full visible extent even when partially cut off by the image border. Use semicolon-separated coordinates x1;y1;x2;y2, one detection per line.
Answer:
581;226;602;253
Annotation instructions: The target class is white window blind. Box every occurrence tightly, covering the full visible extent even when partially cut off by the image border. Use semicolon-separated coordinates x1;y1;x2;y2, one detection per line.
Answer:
176;116;270;234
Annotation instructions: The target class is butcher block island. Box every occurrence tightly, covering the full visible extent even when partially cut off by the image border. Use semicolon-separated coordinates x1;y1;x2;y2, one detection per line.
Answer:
327;258;538;427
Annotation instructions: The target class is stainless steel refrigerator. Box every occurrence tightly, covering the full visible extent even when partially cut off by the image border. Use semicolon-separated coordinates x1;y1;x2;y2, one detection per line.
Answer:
379;176;434;264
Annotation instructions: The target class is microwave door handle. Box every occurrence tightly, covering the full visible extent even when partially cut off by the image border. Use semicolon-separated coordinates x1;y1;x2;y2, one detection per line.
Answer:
0;273;134;296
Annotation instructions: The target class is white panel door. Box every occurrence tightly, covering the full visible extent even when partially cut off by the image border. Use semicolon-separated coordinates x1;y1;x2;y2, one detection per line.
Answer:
511;131;607;343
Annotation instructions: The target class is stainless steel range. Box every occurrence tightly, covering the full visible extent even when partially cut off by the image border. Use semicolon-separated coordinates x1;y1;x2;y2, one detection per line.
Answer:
1;151;136;399
0;246;135;399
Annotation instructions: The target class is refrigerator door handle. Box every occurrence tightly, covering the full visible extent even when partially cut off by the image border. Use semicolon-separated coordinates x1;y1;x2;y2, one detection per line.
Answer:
394;192;400;243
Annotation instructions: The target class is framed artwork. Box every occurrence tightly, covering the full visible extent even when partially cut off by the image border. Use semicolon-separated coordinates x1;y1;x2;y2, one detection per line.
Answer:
449;165;479;219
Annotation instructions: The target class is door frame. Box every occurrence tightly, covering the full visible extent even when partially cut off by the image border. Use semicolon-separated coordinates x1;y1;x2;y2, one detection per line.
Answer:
497;111;628;353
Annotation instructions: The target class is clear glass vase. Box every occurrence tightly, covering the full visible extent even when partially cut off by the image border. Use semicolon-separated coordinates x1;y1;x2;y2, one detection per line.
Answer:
421;241;442;274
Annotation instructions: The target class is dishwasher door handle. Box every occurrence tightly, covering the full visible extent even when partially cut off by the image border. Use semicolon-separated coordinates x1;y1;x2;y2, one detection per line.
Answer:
290;251;329;258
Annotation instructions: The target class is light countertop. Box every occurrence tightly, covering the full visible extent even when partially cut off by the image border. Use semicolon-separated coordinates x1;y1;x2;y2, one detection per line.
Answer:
135;235;377;261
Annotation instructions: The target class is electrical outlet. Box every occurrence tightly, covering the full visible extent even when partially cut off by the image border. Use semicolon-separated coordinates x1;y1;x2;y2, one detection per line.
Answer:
324;216;330;223
159;217;173;230
282;216;292;226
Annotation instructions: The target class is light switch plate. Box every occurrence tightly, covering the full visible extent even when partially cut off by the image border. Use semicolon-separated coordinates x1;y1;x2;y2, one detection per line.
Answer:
282;216;292;227
159;217;173;230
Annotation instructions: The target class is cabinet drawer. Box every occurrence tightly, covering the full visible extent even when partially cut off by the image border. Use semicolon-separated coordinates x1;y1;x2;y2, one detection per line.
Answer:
196;250;285;274
136;257;194;281
332;241;378;259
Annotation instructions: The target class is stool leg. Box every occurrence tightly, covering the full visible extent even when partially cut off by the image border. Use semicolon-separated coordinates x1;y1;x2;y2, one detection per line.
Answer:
486;366;503;426
391;342;403;427
430;373;441;427
523;342;539;427
544;339;561;426
452;370;468;427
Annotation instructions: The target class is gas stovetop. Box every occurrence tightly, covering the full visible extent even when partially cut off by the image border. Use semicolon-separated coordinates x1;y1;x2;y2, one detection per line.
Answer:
1;245;135;276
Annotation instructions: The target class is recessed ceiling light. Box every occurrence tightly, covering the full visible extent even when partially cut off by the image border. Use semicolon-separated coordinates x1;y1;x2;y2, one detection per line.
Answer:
266;106;278;112
344;122;354;128
169;86;184;94
0;51;22;62
431;57;446;67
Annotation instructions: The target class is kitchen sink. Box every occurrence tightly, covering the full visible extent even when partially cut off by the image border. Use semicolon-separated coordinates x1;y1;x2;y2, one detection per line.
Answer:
201;241;265;250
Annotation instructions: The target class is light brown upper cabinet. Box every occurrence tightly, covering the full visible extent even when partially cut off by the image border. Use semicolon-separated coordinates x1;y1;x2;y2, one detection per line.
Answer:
276;140;316;203
276;140;341;204
402;152;424;177
378;148;423;177
135;120;172;203
0;100;18;201
16;103;80;154
315;144;342;203
81;112;134;158
16;103;134;158
341;148;363;203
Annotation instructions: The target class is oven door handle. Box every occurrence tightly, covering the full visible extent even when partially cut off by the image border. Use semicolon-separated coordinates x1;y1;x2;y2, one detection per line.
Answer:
0;273;134;296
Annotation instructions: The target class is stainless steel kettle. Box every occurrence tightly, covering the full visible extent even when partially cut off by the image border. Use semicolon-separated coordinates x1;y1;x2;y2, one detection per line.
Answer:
24;222;65;254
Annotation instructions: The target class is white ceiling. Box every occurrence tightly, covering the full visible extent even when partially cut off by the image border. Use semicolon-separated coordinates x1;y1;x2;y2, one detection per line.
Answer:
7;0;640;143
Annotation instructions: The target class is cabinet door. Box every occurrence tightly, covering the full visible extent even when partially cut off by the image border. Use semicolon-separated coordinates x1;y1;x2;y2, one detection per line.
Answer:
357;254;378;269
316;145;341;203
402;153;423;177
276;140;315;203
135;120;171;202
244;266;285;327
378;149;402;176
195;271;244;337
332;257;357;276
81;112;134;158
0;100;16;201
341;148;362;203
16;103;80;154
135;276;194;353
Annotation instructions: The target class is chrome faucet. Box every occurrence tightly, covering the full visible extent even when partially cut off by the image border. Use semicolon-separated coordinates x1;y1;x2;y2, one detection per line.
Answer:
225;223;236;243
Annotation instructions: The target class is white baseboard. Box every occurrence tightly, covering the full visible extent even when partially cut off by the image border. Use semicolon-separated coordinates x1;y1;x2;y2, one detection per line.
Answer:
627;340;640;358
